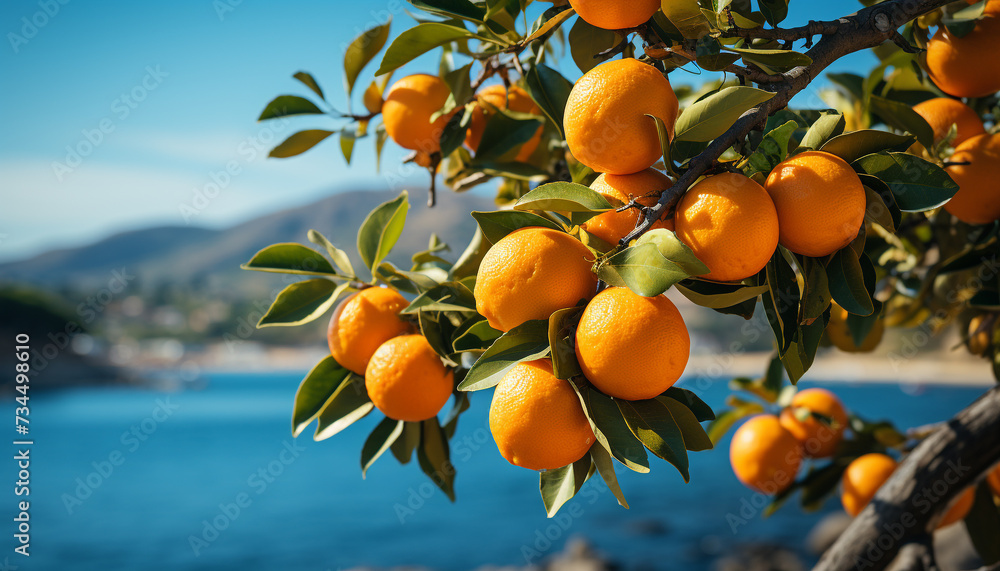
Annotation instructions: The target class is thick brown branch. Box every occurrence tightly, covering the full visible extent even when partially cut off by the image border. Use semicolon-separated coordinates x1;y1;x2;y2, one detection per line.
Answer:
620;0;953;246
722;18;842;47
813;385;1000;571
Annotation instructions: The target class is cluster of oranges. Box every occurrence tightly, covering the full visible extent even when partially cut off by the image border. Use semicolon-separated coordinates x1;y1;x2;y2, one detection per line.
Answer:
326;287;454;422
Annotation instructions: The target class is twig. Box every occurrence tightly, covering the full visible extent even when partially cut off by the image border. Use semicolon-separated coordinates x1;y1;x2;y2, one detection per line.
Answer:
721;18;843;48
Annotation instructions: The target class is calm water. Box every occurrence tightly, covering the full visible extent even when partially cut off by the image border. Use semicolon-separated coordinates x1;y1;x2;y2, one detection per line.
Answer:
13;371;986;571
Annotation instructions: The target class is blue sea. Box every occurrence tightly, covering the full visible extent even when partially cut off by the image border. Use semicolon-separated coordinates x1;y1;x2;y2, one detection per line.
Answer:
12;372;986;571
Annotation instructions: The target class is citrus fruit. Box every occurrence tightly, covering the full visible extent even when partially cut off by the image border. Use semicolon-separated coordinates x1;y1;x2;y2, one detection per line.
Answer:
564;58;679;175
729;415;804;494
967;314;994;355
365;334;453;422
327;287;412;375
944;133;1000;224
912;97;986;147
938;487;975;528
465;85;542;162
582;168;675;244
765;151;866;257
925;15;1000;98
675;172;779;282
841;453;897;517
779;388;849;458
826;302;885;353
574;287;689;401
382;74;454;153
988;463;1000;496
568;0;660;29
489;359;595;470
474;227;597;332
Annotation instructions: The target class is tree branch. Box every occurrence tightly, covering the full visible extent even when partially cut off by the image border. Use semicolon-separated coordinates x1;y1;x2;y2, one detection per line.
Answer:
813;385;1000;571
620;0;953;246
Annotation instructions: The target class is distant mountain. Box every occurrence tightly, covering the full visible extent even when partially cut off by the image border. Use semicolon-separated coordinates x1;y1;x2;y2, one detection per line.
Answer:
0;190;495;288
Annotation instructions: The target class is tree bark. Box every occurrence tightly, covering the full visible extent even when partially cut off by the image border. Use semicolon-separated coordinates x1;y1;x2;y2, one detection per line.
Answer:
813;385;1000;571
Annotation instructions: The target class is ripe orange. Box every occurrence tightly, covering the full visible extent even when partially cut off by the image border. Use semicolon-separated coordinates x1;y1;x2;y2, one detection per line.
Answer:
826;303;885;353
564;58;679;175
568;0;660;30
925;15;1000;98
675;172;779;282
365;334;454;422
575;287;689;401
944;133;1000;224
382;74;454;153
729;415;804;494
327;287;412;375
779;388;849;458
582;168;675;244
967;314;993;355
489;359;595;470
912;97;986;147
474;227;597;332
938;487;975;528
987;463;1000;496
466;85;542;162
765;151;866;257
841;453;897;517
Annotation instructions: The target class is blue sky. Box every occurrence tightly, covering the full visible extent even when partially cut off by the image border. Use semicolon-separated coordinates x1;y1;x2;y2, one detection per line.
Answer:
0;0;876;263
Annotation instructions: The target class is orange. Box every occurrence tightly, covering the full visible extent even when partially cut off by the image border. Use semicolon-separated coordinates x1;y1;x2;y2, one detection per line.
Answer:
841;453;897;517
465;85;542;162
582;168;675;244
925;15;1000;98
675;172;779;282
365;334;453;422
474;227;597;332
988;463;1000;496
489;359;595;470
575;287;689;401
779;388;849;458
938;487;975;528
765;151;866;257
912;97;985;147
729;415;804;494
944;133;1000;224
382;74;454;153
826;302;885;353
568;0;660;29
564;58;679;175
967;314;994;355
327;287;411;375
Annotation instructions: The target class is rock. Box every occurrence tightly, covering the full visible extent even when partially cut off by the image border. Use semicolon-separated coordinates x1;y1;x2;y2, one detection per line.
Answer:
713;544;806;571
546;538;614;571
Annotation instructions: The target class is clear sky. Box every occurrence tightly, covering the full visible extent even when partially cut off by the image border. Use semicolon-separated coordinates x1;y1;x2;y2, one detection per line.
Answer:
0;0;876;263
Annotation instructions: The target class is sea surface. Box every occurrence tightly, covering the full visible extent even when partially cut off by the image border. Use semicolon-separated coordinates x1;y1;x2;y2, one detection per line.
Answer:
11;370;987;571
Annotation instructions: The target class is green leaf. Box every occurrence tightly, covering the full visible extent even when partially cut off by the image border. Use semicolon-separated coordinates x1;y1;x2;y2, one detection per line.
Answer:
340;129;357;165
818;129;914;164
403;281;477;314
390;421;421;464
799;112;845;150
417;418;456;501
799;256;832;321
590;443;629;508
314;376;374;440
242;243;339;276
868;95;935;151
663;387;715;421
292;71;325;100
782;316;826;383
539;455;593;517
361;417;405;477
648;113;676;175
568;17;617;73
658;396;713;451
345;18;392;96
514;182;614;215
858;174;901;231
675;280;768;309
696;36;740;72
357;191;409;273
758;0;788;26
618;399;690;481
745;120;798;176
376;22;474;76
524;63;573;137
258;95;325;121
307;229;356;278
597;243;692;297
458;320;550;391
582;389;650;472
965;482;1000;564
452;319;503;352
548;306;583;380
762;252;799;354
636;229;709;275
827;248;874;316
269;130;335;158
674;87;776;142
408;0;487;22
471;113;542;163
660;0;712;39
853;152;958;212
523;5;575;44
258;279;347;327
943;0;987;37
476;161;550;181
292;356;352;437
471;210;563;245
727;47;810;71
